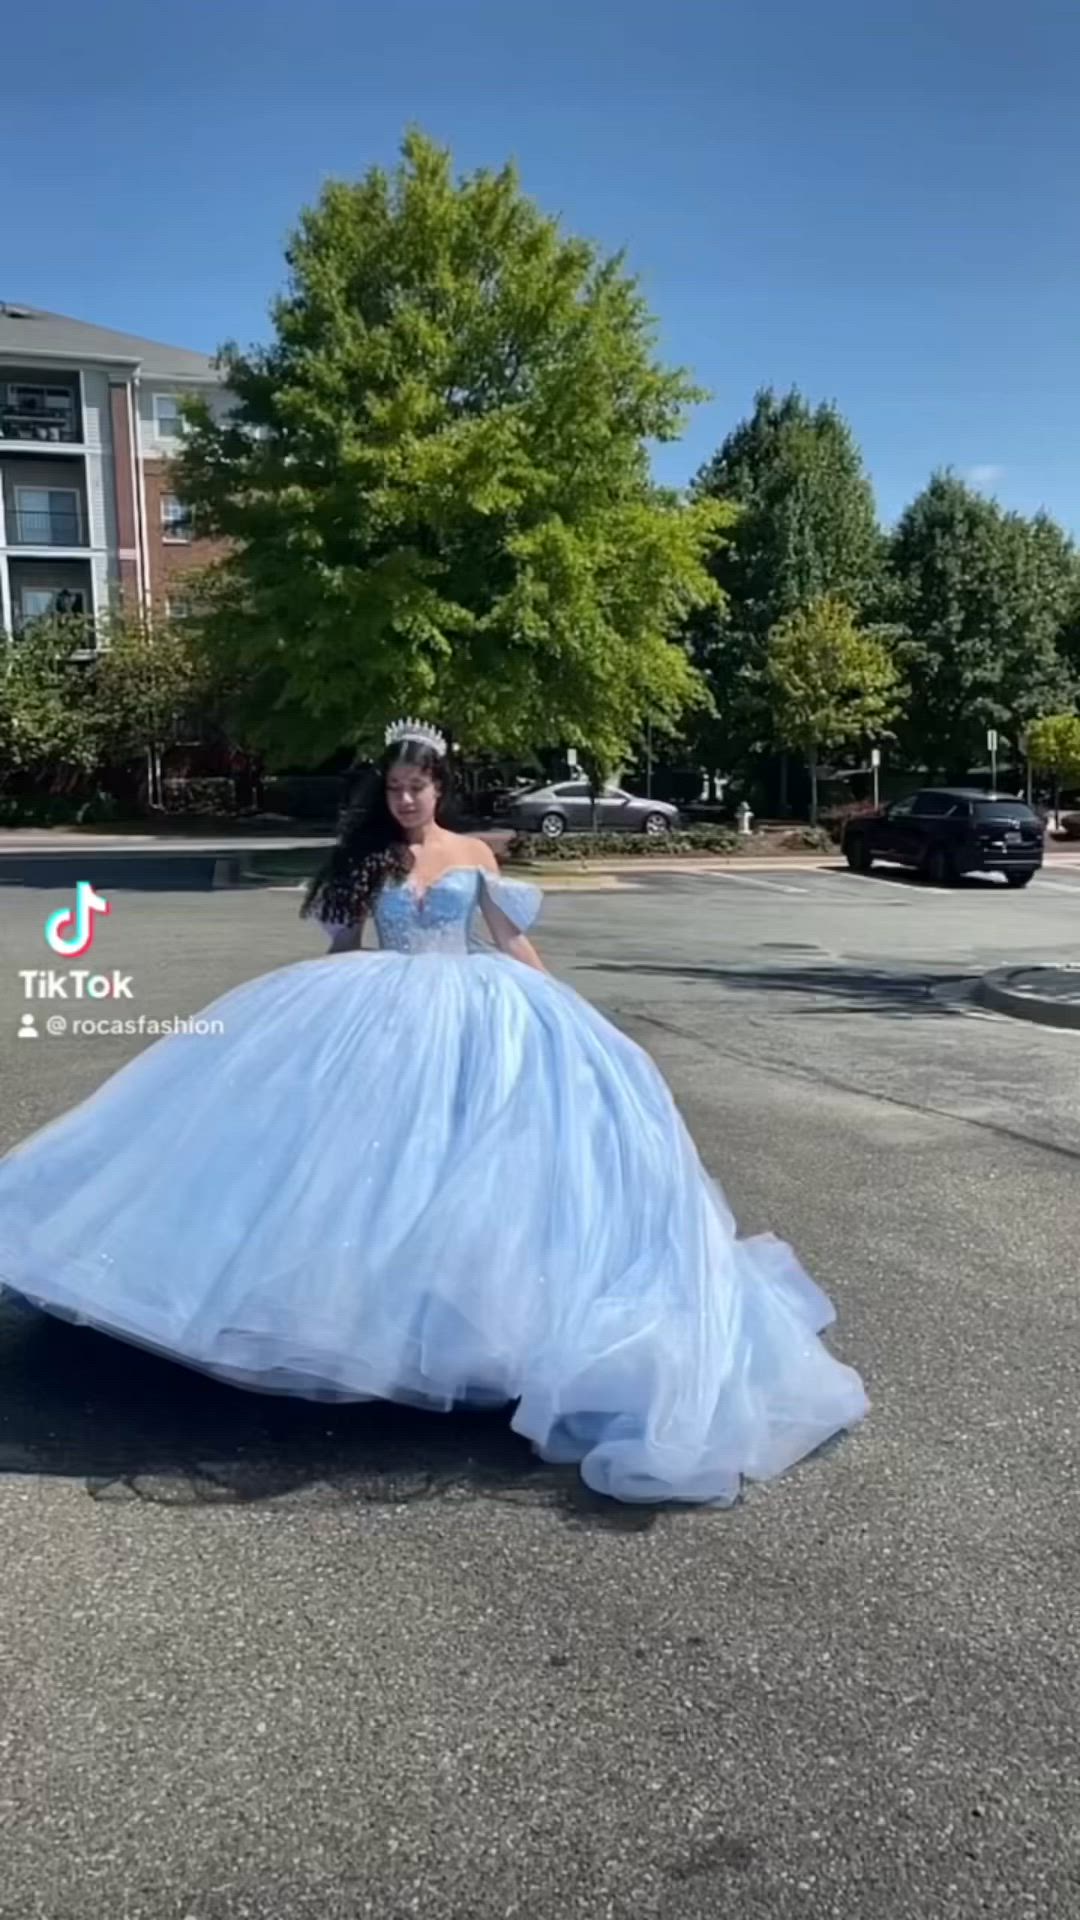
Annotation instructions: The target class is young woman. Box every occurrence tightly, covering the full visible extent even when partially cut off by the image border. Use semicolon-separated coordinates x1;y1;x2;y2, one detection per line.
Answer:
0;721;867;1505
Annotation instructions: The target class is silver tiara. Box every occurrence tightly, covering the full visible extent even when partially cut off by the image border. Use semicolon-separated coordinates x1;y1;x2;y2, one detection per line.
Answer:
384;717;447;756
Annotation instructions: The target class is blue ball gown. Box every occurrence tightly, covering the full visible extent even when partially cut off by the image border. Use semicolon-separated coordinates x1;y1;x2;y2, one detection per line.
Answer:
0;868;867;1504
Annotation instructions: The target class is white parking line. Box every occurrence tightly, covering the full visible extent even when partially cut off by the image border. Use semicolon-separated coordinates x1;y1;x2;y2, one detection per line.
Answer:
711;872;810;896
1035;879;1080;895
831;870;946;898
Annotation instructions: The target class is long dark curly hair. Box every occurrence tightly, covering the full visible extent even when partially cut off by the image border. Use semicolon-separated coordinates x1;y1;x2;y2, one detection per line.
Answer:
301;738;453;929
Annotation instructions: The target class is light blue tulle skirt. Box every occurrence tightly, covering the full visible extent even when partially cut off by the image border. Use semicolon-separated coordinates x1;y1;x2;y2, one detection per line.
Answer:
0;952;868;1504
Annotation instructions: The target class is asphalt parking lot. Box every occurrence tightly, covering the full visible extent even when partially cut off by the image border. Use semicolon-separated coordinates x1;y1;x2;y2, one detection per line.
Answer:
1;863;1078;1920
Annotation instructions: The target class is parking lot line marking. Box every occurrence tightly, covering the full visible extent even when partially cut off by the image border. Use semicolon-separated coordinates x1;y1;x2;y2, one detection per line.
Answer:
1035;879;1080;895
711;872;810;895
831;870;947;897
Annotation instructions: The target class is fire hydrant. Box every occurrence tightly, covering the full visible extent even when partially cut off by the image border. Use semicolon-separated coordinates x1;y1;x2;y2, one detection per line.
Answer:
736;801;754;837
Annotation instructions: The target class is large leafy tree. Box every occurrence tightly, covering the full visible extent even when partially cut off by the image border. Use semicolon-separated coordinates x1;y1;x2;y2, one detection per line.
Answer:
689;389;883;788
88;612;207;807
763;596;903;823
0;619;100;791
890;474;1078;777
179;130;723;769
1025;712;1080;821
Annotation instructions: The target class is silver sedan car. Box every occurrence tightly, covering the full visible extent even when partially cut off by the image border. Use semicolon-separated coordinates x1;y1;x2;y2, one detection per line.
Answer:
505;779;681;840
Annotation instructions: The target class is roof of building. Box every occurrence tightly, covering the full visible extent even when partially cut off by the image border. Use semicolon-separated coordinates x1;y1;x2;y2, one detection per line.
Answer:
0;303;220;381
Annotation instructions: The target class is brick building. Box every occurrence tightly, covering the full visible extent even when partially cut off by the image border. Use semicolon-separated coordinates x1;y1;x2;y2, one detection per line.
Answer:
0;301;229;636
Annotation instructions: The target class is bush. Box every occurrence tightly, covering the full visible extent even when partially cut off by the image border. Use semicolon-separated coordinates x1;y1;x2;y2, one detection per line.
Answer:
775;825;835;852
162;776;237;816
1060;813;1080;840
508;826;741;863
818;799;878;841
0;790;118;827
262;774;346;821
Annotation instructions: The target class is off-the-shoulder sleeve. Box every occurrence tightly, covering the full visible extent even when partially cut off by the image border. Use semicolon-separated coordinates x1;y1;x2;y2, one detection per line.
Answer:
480;872;543;933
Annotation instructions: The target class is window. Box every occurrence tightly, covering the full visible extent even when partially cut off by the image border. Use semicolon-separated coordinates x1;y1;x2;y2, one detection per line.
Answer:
165;594;199;621
974;800;1038;823
161;493;193;542
16;586;86;624
19;588;57;621
912;793;958;818
155;394;183;440
14;486;81;545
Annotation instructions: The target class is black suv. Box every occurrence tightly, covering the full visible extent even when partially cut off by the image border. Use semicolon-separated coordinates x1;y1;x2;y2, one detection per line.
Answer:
843;789;1045;887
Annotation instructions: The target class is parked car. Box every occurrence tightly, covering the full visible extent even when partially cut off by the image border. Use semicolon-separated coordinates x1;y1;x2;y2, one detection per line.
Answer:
504;779;680;840
842;789;1045;887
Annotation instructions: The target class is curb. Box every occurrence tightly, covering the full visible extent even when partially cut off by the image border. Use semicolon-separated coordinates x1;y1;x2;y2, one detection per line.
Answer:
975;967;1080;1032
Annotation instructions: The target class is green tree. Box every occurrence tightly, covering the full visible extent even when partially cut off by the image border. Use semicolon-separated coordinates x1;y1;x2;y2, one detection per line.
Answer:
690;389;883;796
890;474;1078;777
764;596;904;823
178;130;723;770
1025;712;1080;825
88;612;205;807
0;618;100;791
997;511;1079;733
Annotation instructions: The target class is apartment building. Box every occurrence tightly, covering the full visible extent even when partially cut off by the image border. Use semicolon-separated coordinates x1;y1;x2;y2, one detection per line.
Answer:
0;301;228;636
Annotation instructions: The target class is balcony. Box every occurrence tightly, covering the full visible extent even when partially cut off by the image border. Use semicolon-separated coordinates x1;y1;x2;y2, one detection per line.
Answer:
7;557;94;639
0;372;81;446
8;506;84;547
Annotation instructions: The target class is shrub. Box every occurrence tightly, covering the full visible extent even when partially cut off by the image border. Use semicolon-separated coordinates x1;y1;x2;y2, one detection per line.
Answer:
262;774;346;820
1060;812;1080;840
508;826;741;863
818;799;878;841
0;790;118;827
161;776;237;815
775;825;835;852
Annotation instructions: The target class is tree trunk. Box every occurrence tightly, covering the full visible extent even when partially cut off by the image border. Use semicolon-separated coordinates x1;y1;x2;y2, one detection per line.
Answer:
808;746;819;827
779;752;789;818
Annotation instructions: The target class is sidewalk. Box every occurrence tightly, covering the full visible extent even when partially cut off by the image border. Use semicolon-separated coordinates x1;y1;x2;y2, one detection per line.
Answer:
976;965;1080;1032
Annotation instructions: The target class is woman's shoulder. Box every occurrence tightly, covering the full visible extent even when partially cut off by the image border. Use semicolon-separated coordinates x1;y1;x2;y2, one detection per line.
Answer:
449;832;500;874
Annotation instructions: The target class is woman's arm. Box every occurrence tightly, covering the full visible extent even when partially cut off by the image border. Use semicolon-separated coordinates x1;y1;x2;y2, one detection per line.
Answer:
326;918;366;954
474;845;546;972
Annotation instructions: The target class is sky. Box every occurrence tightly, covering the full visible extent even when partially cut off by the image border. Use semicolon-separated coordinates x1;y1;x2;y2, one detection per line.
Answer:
6;0;1078;529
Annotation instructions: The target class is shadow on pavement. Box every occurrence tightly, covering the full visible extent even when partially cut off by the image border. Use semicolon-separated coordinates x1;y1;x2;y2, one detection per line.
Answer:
826;864;1018;892
585;961;971;1017
0;1304;656;1534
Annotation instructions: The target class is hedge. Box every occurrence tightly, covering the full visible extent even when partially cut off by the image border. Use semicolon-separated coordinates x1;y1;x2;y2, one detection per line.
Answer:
508;827;741;862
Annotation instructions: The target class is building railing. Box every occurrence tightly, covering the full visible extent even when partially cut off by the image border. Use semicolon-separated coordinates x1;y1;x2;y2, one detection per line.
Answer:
0;407;80;444
8;508;85;546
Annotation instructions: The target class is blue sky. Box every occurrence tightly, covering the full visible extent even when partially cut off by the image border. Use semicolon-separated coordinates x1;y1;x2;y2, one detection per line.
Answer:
6;0;1077;528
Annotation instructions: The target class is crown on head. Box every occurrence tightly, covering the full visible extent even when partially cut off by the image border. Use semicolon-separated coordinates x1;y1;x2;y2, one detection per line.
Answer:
384;717;448;758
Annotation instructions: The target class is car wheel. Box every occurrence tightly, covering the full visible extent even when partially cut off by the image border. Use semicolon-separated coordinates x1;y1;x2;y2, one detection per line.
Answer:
1005;871;1034;889
925;845;954;887
540;811;567;841
643;812;670;837
846;836;874;872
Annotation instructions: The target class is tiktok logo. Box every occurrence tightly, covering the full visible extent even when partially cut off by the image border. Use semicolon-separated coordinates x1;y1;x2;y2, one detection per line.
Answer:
44;881;111;959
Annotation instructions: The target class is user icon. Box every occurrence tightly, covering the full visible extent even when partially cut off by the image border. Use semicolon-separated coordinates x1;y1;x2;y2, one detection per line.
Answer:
18;1013;39;1039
